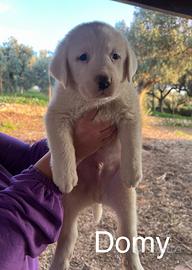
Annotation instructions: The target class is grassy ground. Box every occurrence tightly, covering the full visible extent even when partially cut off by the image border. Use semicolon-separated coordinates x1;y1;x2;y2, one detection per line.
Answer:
0;93;192;141
149;111;192;129
150;111;191;120
0;94;191;270
0;92;48;141
0;90;48;105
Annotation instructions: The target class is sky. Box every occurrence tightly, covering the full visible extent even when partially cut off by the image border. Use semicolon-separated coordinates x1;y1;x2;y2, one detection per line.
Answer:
0;0;135;52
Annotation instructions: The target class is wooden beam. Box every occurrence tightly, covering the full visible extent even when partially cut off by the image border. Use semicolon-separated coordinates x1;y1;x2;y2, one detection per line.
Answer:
114;0;192;19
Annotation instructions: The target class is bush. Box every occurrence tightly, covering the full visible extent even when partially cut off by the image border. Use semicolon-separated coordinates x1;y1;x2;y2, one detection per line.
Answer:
177;106;192;117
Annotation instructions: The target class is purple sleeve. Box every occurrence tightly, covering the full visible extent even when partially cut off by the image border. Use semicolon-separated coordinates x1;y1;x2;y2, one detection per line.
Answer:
0;132;49;175
0;166;63;270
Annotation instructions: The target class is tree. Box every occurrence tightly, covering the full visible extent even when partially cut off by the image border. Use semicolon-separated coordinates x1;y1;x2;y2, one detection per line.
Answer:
0;47;7;93
17;43;34;92
116;9;192;112
164;91;190;114
1;37;34;92
0;37;52;93
178;70;192;97
30;50;51;92
2;37;20;92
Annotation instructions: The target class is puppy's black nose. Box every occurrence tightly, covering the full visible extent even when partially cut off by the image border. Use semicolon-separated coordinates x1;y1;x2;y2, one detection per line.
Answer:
96;75;111;91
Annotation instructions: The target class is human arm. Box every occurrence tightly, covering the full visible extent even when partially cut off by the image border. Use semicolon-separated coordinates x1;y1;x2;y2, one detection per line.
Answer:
0;109;116;176
0;165;63;270
0;132;48;175
0;110;116;270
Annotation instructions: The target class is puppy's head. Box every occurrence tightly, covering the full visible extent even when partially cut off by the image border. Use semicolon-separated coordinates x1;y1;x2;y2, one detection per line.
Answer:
50;22;137;100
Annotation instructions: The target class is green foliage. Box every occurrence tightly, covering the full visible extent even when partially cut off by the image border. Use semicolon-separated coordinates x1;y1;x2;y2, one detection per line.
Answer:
126;9;192;84
163;91;191;115
0;38;52;93
30;57;50;91
178;70;192;96
1;37;34;92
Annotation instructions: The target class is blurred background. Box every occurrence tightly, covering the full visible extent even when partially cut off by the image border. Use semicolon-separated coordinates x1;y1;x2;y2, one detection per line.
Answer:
0;1;191;269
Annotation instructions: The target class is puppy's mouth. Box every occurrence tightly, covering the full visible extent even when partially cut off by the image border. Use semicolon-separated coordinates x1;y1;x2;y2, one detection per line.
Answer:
90;86;117;101
79;84;118;102
80;91;113;102
97;90;113;98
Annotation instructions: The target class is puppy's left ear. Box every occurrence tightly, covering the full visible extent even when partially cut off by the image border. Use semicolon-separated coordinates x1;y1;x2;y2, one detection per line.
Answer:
49;39;69;88
124;41;138;83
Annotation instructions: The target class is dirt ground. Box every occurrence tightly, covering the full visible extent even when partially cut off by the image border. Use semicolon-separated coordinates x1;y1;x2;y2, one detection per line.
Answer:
0;103;191;270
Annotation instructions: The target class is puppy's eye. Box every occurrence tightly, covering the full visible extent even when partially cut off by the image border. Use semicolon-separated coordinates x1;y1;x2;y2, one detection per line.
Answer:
111;52;121;60
78;53;89;62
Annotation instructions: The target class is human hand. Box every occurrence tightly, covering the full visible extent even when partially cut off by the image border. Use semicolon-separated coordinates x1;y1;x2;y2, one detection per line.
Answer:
74;109;117;163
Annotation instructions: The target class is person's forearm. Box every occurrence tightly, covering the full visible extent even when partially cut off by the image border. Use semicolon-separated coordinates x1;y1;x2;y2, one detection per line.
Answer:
0;165;63;269
0;133;49;175
0;132;31;174
34;152;52;179
34;151;83;181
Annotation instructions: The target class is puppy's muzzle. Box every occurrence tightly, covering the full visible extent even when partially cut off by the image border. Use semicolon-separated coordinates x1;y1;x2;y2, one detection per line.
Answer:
95;75;111;91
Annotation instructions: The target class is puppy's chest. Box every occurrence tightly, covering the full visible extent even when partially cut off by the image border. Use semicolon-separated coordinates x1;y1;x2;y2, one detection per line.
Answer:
92;141;121;179
92;158;120;203
73;98;128;123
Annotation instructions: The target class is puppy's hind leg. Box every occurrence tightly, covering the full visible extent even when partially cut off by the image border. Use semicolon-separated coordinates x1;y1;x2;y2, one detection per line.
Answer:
117;187;144;270
49;192;88;270
103;170;144;270
49;205;78;270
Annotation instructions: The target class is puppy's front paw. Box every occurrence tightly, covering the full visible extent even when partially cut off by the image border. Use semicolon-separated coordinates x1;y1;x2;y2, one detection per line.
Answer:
121;165;142;188
125;261;144;270
130;171;142;188
59;171;78;193
50;259;70;270
123;254;144;270
52;164;78;193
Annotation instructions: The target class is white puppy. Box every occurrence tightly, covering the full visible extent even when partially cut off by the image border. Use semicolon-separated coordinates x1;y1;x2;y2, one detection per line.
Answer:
46;22;144;270
46;21;142;193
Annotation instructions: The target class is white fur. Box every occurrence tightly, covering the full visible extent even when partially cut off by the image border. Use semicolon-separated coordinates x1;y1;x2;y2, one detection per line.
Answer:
46;22;144;270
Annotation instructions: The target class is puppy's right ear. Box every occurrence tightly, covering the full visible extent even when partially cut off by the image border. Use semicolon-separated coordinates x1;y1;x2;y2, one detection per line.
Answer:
123;40;138;83
127;44;137;83
49;40;68;88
